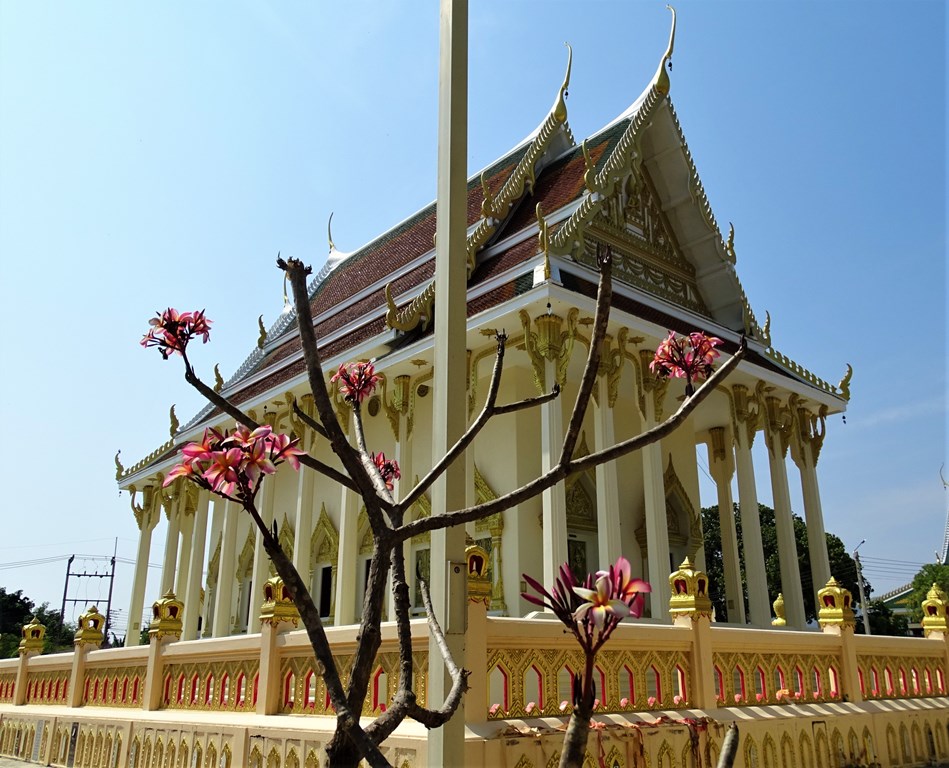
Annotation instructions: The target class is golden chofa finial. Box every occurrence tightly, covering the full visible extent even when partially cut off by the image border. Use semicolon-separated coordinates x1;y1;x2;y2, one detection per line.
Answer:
169;405;179;438
213;363;224;393
327;211;336;252
257;315;267;349
653;6;677;96
114;450;124;481
552;42;573;124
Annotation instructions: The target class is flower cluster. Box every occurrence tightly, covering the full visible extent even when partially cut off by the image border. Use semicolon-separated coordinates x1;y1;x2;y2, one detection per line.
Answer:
372;452;401;490
141;308;212;359
521;557;650;646
165;424;305;499
649;331;723;395
331;361;379;404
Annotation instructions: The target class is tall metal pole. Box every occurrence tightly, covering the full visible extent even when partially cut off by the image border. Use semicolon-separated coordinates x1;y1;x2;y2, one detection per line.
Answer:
61;554;75;620
853;540;871;635
429;0;469;763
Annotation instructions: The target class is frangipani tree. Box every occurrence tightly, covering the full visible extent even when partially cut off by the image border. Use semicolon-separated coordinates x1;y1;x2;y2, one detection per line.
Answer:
141;247;746;767
523;556;650;767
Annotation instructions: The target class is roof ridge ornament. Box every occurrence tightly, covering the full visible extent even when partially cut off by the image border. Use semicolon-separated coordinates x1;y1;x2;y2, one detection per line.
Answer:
327;211;336;252
552;42;572;125
653;5;676;96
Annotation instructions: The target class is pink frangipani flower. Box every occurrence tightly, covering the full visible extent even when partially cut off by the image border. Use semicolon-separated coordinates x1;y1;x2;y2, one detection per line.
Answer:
165;424;306;504
649;330;723;396
372;452;401;490
573;575;630;631
141;308;212;359
331;361;380;404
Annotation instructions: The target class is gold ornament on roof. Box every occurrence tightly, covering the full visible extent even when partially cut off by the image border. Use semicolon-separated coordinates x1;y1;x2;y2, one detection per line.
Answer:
725;222;737;264
480;172;497;219
213;364;224;393
257;315;267;349
114;450;124;481
761;311;772;348
552;42;572;125
581;140;601;194
168;404;179;438
652;6;677;96
921;583;948;637
327;211;336;252
19;616;46;656
536;203;552;282
149;590;184;641
837;364;853;401
817;577;855;629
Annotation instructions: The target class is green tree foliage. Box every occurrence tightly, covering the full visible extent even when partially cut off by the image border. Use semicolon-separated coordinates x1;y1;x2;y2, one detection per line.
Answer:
859;599;909;636
701;504;863;624
906;562;949;623
0;588;76;657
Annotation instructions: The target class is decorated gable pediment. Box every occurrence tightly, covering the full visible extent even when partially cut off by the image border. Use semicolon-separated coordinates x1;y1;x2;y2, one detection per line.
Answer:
578;167;709;316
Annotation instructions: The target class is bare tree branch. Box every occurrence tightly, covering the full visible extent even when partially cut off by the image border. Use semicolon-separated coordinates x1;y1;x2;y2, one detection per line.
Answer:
279;257;389;526
182;357;358;491
403;568;470;728
559;245;612;467
492;385;561;416
392;339;747;544
291;396;329;440
397;334;509;514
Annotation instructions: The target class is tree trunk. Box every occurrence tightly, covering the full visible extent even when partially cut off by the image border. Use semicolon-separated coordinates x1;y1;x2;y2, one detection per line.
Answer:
325;733;364;768
558;705;594;768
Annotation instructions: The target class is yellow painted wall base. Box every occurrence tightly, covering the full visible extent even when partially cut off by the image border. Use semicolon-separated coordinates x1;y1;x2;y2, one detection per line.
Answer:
2;697;948;768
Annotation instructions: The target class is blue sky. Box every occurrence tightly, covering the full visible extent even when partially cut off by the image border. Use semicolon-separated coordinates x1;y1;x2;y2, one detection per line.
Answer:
0;1;944;633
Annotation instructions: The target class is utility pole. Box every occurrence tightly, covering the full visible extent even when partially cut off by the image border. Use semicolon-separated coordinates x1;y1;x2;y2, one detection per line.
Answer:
853;539;871;635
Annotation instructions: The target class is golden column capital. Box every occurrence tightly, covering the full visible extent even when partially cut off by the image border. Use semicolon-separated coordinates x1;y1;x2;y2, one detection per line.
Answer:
519;306;580;392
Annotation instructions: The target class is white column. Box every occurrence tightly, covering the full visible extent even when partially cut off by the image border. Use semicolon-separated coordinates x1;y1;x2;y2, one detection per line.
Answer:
292;397;316;577
202;498;224;637
734;425;771;627
291;439;315;576
388;408;414;621
541;358;568;591
175;506;194;599
764;398;805;629
248;474;277;634
594;373;622;568
707;427;745;624
125;489;159;646
159;491;182;595
789;407;832;611
212;501;239;637
642;394;671;620
334;485;359;626
798;443;831;601
183;491;210;641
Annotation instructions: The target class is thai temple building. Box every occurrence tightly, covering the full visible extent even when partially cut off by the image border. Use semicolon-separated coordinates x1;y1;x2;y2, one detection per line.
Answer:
2;13;947;768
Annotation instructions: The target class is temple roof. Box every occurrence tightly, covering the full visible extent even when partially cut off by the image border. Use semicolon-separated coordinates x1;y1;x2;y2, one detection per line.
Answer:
119;15;849;484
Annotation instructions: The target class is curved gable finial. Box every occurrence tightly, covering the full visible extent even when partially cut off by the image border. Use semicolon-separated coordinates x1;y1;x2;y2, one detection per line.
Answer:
653;6;677;96
327;211;336;252
552;42;573;124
